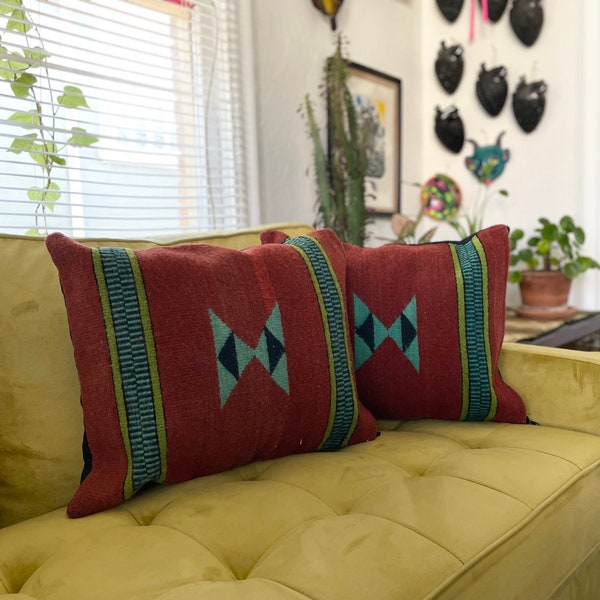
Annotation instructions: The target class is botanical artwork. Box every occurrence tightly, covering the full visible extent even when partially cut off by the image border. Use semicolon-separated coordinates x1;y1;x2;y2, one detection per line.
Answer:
353;94;386;179
347;64;402;214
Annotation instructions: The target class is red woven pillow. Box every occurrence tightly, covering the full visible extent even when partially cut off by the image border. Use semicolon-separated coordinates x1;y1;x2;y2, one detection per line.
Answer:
46;230;376;518
343;225;526;423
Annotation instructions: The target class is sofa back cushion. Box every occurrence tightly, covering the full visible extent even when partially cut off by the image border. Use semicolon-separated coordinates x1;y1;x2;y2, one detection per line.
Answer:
0;223;314;526
45;229;376;518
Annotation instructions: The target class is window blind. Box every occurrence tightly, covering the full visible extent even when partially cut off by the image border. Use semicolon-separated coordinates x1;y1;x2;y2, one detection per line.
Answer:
0;0;248;237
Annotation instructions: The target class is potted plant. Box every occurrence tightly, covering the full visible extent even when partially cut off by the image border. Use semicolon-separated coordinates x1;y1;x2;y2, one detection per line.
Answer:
300;36;369;247
509;215;600;312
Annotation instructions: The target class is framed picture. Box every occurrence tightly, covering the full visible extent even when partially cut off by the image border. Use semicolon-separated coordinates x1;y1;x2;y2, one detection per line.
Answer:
346;63;402;215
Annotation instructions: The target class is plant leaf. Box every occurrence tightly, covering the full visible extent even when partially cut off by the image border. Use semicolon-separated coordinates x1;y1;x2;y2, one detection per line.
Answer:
28;181;61;205
49;154;66;166
6;9;32;34
10;72;36;98
68;127;98;146
8;110;41;128
23;46;51;62
6;51;29;72
0;0;22;16
28;143;46;166
8;133;37;154
57;85;89;108
562;262;580;279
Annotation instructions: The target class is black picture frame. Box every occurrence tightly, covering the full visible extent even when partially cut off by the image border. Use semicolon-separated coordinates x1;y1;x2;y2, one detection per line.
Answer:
346;62;402;215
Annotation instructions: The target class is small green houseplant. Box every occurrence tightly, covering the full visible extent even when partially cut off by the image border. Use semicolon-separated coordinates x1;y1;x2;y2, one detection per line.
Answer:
300;36;369;247
509;216;600;282
509;216;600;309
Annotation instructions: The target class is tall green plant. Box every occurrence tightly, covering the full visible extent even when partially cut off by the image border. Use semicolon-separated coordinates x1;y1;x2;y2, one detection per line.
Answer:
0;0;97;235
301;37;369;247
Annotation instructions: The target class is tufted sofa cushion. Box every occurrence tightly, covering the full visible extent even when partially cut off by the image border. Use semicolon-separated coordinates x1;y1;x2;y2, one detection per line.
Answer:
2;420;600;600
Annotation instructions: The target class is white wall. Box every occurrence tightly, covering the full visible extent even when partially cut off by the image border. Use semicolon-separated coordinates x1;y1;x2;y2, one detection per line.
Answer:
248;1;599;309
249;0;422;240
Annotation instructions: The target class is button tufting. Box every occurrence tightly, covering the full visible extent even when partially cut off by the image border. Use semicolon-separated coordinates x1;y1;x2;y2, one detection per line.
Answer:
4;422;600;600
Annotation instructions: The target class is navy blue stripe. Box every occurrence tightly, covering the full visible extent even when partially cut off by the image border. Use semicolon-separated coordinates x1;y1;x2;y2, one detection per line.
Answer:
99;247;161;490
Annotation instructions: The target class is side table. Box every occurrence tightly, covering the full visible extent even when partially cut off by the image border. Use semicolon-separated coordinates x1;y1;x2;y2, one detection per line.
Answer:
504;308;600;350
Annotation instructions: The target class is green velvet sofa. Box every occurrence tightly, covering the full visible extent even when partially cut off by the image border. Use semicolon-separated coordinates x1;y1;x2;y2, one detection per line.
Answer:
1;223;600;600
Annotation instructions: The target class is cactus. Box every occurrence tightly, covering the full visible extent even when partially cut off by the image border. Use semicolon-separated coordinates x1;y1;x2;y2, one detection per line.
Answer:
301;37;369;247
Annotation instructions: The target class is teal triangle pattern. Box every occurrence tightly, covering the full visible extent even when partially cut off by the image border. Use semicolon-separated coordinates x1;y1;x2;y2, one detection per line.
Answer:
354;294;419;372
209;303;289;407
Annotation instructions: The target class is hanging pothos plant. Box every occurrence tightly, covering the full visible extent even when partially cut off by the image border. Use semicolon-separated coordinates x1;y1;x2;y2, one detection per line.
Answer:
300;36;370;247
0;0;98;235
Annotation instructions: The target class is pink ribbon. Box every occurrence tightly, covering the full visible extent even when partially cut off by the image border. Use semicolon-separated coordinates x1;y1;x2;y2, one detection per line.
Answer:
470;0;490;41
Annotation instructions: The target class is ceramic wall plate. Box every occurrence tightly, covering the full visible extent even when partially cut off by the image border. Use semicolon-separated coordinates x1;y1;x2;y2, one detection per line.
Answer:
512;76;547;133
435;42;464;94
436;0;464;22
476;63;508;116
510;0;544;46
480;0;509;22
435;105;465;153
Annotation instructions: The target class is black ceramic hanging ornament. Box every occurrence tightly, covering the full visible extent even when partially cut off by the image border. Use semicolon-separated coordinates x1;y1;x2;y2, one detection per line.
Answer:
435;42;464;94
476;63;508;116
512;76;547;133
435;105;465;153
478;0;508;22
510;0;543;47
436;0;464;22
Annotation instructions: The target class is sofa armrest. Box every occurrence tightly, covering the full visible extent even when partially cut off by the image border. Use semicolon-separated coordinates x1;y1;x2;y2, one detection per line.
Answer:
499;342;600;436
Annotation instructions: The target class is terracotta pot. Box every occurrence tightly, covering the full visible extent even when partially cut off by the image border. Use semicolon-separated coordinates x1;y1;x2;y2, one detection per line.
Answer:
518;270;572;309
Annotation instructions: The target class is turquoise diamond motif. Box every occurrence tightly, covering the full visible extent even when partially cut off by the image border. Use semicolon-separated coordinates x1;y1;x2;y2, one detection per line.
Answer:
210;303;289;407
354;294;419;371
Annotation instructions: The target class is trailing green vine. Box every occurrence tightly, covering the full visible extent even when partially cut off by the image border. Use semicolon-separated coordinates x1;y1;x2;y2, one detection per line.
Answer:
0;0;97;235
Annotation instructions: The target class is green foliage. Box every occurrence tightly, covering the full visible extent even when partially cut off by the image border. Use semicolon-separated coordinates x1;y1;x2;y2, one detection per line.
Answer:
448;185;509;238
508;215;600;283
0;0;98;235
300;36;369;247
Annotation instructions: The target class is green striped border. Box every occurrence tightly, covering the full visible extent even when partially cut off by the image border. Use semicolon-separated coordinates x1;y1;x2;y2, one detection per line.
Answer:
284;235;359;449
449;234;498;421
92;247;167;499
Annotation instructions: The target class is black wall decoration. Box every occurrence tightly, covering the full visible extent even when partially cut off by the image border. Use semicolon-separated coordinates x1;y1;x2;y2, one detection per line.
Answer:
435;42;464;94
512;76;547;132
478;0;508;23
436;0;465;23
432;0;548;155
435;106;465;153
476;64;508;116
311;0;345;30
510;0;544;47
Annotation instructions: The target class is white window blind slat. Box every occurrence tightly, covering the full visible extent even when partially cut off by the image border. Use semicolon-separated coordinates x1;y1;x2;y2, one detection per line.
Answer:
0;0;247;237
